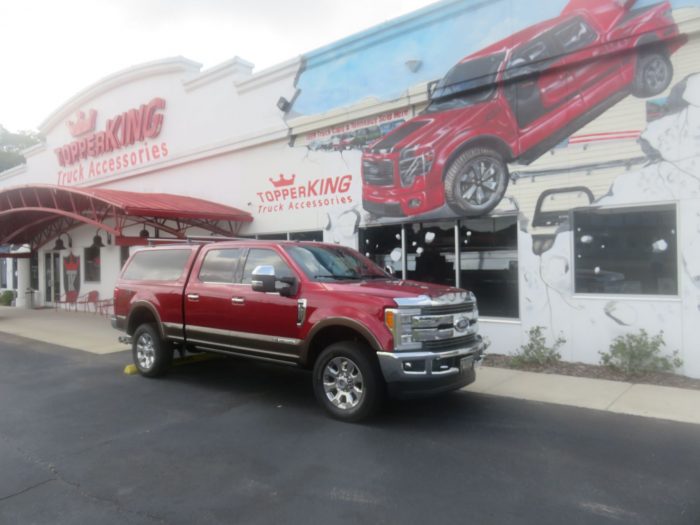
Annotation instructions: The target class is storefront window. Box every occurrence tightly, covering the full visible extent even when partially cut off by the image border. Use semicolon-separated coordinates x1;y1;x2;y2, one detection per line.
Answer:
0;259;6;288
256;233;288;240
574;205;677;295
359;225;403;275
84;246;101;282
30;253;39;290
459;217;519;318
405;222;456;287
120;246;131;269
12;259;18;289
289;230;323;242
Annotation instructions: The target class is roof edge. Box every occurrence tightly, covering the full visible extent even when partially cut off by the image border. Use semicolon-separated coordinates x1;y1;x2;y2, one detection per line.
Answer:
38;56;203;134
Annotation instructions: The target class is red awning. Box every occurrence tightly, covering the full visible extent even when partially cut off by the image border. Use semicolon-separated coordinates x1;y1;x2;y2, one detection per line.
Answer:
0;184;253;251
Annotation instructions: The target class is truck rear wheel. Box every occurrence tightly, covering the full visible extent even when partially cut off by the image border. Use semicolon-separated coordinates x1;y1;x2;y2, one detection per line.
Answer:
132;323;173;378
312;342;385;422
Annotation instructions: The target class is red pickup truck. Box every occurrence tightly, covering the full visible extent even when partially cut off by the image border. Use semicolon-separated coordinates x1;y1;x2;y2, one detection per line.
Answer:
112;240;484;421
361;0;684;218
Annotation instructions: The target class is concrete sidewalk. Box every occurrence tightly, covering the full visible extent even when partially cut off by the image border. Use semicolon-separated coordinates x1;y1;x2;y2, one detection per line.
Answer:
1;306;698;425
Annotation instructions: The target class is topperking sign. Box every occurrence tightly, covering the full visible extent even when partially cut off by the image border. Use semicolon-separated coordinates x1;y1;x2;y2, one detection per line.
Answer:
54;97;169;186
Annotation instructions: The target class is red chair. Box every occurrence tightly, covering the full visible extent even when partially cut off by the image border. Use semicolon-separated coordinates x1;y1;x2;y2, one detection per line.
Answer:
54;293;78;311
76;290;99;313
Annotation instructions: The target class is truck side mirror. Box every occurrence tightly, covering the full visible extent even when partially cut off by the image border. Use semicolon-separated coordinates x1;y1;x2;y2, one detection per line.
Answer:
251;265;276;293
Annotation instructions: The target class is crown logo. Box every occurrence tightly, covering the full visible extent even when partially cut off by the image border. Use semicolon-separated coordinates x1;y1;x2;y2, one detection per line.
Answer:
66;109;97;137
269;174;296;188
63;253;79;272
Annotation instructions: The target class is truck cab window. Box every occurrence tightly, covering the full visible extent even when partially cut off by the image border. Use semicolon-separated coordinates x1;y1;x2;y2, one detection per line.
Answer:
241;249;294;290
199;248;243;283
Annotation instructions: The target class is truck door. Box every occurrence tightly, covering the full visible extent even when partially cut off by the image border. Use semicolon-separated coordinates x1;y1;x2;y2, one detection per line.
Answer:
183;247;246;349
227;248;302;361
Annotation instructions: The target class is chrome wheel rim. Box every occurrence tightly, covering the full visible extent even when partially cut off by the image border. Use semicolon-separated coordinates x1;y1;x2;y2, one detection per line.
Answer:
458;158;503;207
323;357;365;410
136;333;156;370
644;57;669;92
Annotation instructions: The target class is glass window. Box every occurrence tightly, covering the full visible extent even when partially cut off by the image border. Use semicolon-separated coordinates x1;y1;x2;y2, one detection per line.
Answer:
120;246;131;269
289;230;323;242
553;18;596;52
405;222;457;287
574;206;677;295
359;225;403;275
84;246;101;282
256;233;288;240
459;217;519;318
426;53;504;112
286;245;386;282
12;258;18;289
30;253;39;290
199;249;243;283
0;258;6;288
122;249;192;281
241;249;294;291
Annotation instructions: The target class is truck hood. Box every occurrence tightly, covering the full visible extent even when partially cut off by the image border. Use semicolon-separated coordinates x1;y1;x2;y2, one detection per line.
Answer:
367;102;495;154
320;278;468;304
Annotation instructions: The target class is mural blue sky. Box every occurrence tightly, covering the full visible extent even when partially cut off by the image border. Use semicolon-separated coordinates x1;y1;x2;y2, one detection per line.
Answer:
292;0;697;116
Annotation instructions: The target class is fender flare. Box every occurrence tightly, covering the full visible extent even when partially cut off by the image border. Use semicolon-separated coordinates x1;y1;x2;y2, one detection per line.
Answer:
127;301;166;339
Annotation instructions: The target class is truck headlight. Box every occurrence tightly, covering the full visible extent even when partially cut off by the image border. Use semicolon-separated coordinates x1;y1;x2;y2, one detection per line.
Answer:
398;147;434;187
385;308;422;350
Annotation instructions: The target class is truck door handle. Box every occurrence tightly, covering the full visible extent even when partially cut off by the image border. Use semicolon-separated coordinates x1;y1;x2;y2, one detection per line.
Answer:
231;297;245;305
187;293;200;302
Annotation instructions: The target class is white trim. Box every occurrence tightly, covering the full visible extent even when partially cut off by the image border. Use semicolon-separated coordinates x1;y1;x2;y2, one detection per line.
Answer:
183;56;254;92
235;57;303;94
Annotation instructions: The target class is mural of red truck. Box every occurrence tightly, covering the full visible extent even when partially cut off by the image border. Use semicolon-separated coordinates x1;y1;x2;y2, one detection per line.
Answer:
361;0;685;218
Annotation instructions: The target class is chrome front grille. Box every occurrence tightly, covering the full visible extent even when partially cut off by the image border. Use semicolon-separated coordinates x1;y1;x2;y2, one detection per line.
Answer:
420;302;476;315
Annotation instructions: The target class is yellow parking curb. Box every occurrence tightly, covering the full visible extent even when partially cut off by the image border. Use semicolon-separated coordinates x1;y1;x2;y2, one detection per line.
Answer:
123;364;138;375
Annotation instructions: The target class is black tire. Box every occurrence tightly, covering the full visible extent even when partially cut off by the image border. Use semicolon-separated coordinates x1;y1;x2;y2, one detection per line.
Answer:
132;324;173;378
444;147;509;217
312;342;385;422
632;52;673;98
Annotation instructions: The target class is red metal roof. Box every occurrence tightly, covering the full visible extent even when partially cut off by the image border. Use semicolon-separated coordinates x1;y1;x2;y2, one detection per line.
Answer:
0;184;252;251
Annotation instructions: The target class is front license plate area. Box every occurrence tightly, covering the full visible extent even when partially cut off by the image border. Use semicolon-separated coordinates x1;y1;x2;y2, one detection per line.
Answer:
460;355;474;371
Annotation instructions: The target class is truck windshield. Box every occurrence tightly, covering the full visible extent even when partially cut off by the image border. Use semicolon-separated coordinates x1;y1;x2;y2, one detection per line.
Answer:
285;245;391;282
425;53;504;113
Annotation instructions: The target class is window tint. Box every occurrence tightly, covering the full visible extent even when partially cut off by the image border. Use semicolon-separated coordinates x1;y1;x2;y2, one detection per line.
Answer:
241;249;294;290
199;249;242;283
122;249;192;281
554;18;596;52
574;206;677;295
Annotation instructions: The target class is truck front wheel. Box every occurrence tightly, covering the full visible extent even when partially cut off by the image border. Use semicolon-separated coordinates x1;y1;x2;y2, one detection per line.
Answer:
132;324;173;378
313;342;385;422
632;51;673;98
444;147;509;217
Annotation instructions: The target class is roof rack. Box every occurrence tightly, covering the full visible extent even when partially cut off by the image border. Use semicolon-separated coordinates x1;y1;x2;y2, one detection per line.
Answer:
146;235;244;246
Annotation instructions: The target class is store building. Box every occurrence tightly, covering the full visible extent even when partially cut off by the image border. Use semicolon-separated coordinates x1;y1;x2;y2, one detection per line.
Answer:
1;0;700;378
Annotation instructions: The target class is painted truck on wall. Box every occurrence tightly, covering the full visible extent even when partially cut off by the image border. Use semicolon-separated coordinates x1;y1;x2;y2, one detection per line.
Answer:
361;0;685;218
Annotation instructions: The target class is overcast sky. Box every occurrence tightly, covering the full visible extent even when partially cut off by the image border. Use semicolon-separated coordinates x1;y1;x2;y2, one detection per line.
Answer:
0;0;436;132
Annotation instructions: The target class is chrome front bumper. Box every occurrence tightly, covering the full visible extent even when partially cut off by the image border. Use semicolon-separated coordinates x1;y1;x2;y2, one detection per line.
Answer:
376;337;484;383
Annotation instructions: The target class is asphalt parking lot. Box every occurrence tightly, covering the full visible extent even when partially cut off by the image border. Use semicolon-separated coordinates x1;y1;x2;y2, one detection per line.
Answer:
1;333;699;525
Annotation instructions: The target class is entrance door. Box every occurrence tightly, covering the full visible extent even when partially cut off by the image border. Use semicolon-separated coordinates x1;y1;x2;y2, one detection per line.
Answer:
44;253;61;305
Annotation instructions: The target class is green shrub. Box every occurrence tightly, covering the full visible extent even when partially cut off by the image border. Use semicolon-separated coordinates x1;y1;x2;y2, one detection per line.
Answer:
600;330;682;376
512;326;565;367
0;290;15;306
